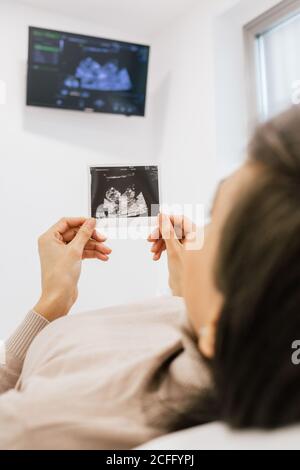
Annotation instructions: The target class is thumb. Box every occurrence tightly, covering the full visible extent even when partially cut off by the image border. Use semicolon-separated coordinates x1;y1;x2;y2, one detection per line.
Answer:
70;218;96;253
160;214;180;250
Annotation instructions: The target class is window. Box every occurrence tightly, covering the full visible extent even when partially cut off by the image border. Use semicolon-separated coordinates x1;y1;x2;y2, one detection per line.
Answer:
245;0;300;122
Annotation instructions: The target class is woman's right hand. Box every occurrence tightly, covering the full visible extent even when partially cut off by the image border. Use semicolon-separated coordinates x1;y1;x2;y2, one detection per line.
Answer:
34;217;111;322
148;214;197;297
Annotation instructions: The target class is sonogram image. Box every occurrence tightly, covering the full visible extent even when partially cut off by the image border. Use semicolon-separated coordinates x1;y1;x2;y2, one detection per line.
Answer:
90;166;159;219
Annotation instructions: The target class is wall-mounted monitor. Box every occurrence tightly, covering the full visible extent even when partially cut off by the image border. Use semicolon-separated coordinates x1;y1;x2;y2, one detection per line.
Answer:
26;27;150;117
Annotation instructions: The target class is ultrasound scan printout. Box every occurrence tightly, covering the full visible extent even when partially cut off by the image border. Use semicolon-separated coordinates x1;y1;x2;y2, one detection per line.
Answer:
90;166;160;219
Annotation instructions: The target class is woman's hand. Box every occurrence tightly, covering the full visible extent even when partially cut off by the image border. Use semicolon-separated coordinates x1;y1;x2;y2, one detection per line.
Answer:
34;217;111;322
148;214;197;297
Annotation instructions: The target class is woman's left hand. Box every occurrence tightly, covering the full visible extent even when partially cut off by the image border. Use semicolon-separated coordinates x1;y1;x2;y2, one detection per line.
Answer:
34;217;111;322
148;214;196;297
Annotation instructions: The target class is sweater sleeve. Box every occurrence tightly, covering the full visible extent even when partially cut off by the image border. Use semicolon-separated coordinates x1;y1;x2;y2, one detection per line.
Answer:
0;311;49;394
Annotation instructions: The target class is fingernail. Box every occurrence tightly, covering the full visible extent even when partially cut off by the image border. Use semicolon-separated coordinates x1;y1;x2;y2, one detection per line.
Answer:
85;218;96;229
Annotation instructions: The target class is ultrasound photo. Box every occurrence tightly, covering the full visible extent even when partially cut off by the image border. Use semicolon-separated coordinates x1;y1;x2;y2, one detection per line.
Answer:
90;166;160;219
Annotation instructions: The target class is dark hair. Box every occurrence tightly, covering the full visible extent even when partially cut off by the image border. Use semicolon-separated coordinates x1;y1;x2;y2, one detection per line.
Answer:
214;106;300;428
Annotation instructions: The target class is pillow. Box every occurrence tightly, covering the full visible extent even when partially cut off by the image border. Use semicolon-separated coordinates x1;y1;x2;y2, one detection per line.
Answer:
137;422;300;450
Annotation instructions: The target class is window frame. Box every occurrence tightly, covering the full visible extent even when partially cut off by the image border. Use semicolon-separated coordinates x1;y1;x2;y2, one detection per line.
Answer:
244;0;300;129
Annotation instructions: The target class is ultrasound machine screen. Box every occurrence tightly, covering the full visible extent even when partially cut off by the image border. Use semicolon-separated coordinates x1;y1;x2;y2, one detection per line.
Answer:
27;27;150;116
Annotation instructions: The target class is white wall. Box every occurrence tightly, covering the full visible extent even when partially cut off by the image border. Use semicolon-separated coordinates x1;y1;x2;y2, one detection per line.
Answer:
214;0;282;177
0;0;166;337
151;0;238;209
151;0;283;199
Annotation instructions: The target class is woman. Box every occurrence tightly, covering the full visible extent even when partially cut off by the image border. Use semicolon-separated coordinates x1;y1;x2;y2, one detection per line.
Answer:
1;106;300;449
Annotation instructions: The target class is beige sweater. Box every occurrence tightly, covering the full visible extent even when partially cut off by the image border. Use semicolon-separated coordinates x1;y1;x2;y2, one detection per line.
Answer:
0;297;213;450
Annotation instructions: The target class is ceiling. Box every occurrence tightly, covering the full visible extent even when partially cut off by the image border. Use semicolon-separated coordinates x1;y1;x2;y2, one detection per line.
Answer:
14;0;199;37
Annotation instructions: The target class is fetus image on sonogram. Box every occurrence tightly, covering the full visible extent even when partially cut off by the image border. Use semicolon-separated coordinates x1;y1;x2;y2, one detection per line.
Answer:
96;185;148;218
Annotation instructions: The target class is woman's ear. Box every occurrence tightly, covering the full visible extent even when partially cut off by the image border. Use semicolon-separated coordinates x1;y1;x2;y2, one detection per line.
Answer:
198;299;222;359
198;323;216;359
